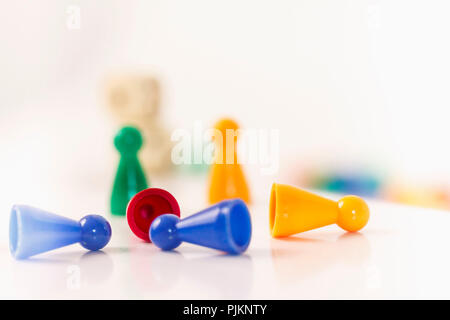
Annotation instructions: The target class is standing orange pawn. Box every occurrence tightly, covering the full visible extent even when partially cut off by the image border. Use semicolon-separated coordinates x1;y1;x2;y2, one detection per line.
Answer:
208;118;251;205
270;183;370;237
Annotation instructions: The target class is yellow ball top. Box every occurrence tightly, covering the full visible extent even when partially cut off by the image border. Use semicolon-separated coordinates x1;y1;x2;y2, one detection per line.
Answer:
336;195;370;232
214;118;240;135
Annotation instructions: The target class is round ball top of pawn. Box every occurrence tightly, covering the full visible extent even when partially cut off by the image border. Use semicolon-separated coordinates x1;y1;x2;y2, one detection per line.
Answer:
149;214;182;251
214;118;239;135
114;126;143;154
213;118;240;146
79;215;112;251
336;195;370;232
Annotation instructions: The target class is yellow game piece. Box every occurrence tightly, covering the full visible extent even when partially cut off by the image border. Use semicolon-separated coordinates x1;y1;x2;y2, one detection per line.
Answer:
269;183;369;237
208;118;251;205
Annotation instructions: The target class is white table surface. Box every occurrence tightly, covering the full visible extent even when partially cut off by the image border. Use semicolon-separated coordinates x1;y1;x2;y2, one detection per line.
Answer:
1;170;450;300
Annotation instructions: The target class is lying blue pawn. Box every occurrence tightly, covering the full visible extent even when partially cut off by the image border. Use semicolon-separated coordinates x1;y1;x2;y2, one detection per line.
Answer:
10;205;112;260
150;198;252;254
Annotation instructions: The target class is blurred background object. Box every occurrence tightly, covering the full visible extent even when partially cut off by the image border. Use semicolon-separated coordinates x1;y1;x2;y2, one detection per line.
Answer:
299;166;384;198
104;73;173;174
298;164;450;210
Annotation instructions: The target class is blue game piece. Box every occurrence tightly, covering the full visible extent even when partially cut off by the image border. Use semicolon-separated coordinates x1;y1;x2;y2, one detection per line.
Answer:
9;205;112;260
149;198;252;254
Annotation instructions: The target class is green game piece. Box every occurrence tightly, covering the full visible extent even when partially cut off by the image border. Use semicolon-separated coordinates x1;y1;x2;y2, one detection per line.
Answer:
110;126;148;216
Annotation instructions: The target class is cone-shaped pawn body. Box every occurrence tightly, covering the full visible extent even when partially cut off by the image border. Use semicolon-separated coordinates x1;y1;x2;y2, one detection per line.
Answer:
9;205;112;259
150;199;252;254
127;188;181;242
111;126;148;215
208;118;250;205
269;183;370;237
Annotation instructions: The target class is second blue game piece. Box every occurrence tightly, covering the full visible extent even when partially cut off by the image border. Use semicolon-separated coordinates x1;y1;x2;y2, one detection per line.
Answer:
149;198;252;254
10;205;112;260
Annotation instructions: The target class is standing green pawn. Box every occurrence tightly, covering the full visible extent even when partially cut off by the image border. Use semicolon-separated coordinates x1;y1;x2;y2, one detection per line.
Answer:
111;126;148;216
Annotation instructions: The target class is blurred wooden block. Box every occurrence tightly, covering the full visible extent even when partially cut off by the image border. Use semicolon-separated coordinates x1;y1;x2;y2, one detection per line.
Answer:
104;74;172;174
139;121;173;173
105;74;160;122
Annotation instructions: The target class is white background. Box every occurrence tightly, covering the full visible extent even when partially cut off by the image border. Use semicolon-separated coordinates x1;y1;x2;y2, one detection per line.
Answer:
2;1;450;179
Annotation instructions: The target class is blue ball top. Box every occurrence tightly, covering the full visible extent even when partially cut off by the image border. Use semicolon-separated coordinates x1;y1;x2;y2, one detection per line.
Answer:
149;214;181;251
79;215;112;251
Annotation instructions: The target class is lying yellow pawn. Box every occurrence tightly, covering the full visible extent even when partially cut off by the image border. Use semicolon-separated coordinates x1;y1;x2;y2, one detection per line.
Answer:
269;183;370;237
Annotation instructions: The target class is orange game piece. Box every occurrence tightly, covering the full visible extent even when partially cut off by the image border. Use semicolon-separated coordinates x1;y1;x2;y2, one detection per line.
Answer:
208;118;250;205
269;183;369;237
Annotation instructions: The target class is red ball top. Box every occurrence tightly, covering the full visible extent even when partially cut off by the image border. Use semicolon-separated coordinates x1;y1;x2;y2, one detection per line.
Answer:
126;188;180;242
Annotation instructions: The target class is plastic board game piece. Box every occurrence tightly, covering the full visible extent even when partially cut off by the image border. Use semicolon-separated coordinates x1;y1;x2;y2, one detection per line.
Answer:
111;126;148;216
208;118;250;204
127;188;180;242
10;205;111;259
150;198;251;254
269;183;369;237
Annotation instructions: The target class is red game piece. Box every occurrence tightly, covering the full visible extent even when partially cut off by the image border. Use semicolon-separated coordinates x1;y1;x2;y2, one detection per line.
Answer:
127;188;180;242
